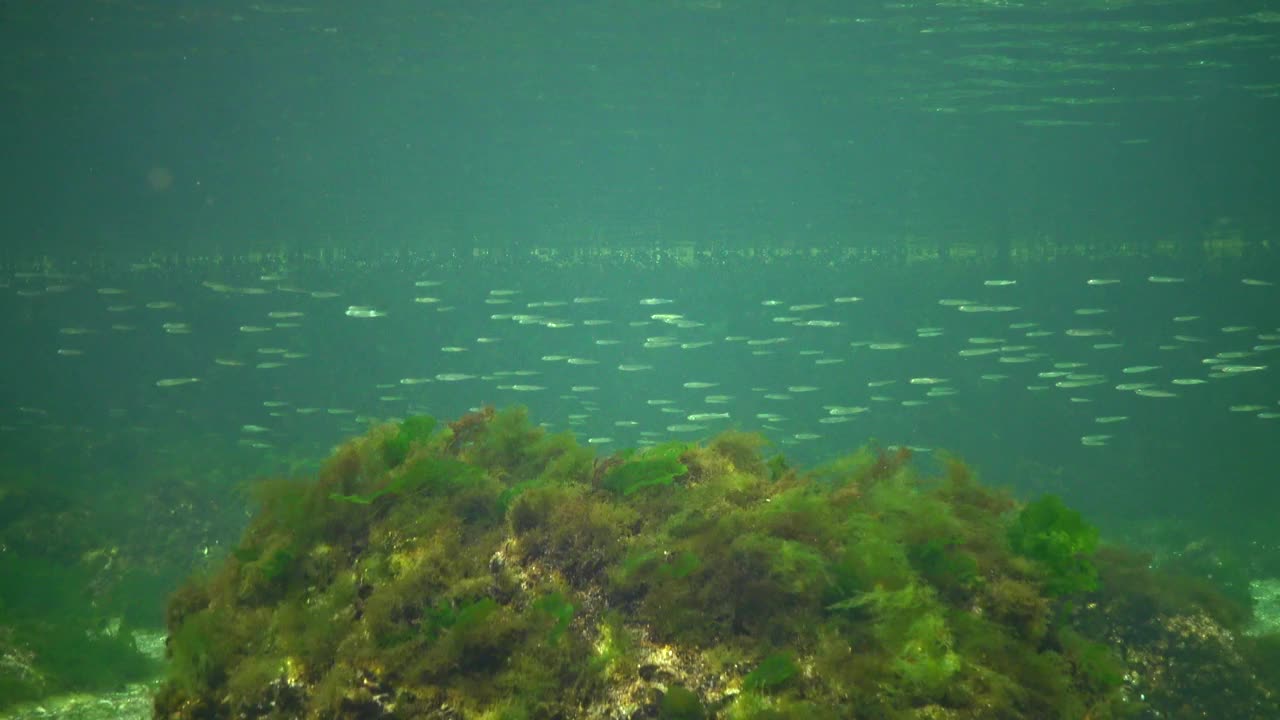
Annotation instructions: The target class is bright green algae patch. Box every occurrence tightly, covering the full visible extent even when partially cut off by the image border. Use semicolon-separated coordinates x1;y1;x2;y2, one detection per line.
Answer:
601;442;689;496
154;407;1273;720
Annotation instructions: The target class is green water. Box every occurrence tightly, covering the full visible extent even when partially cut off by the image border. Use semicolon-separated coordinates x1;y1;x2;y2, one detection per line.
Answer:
2;0;1279;715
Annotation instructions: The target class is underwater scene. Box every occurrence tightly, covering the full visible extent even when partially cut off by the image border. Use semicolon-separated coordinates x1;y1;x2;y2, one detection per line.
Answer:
3;1;1280;719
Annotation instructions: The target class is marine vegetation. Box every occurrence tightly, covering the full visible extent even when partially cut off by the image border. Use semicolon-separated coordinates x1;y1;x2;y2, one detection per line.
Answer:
0;552;159;710
154;407;1280;719
0;465;223;712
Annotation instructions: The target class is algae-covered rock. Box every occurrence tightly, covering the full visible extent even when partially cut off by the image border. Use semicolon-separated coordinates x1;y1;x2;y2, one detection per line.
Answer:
153;407;1279;720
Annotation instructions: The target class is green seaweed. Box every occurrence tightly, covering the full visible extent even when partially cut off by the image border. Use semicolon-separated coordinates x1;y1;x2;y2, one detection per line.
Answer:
508;483;632;580
0;554;158;709
254;546;296;582
231;546;261;564
602;443;688;495
465;406;546;475
661;684;707;720
661;550;702;580
766;454;790;483
168;608;234;694
1008;495;1100;596
329;455;481;505
1059;628;1124;694
390;597;503;652
909;537;980;595
382;415;438;468
743;651;798;692
590;611;638;680
497;477;545;514
532;591;575;644
892;611;962;697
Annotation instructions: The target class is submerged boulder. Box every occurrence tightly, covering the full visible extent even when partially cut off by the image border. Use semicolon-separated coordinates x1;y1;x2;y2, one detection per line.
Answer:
154;406;1278;720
